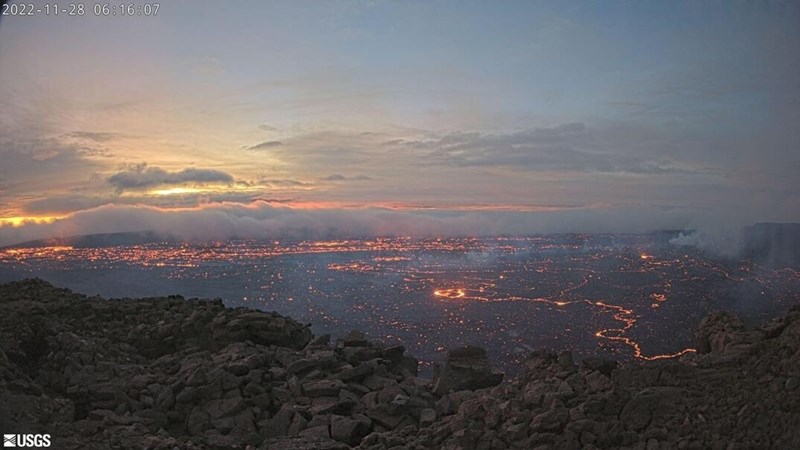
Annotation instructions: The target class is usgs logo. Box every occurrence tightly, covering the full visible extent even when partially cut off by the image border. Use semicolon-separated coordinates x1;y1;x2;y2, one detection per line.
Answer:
3;435;51;448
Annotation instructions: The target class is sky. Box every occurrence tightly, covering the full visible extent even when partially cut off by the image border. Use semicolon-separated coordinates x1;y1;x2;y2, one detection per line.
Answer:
0;0;798;245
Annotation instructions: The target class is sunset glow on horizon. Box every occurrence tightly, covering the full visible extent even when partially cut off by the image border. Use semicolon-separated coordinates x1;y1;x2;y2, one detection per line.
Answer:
1;1;798;246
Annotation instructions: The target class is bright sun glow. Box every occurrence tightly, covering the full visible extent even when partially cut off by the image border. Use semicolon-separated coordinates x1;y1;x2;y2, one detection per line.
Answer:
149;187;207;196
146;184;269;197
0;216;63;227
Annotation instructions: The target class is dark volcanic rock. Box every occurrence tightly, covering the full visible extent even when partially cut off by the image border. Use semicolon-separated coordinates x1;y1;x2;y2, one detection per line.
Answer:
262;436;349;450
0;279;432;449
431;346;504;395
2;278;799;450
359;307;800;450
694;311;746;354
581;356;618;376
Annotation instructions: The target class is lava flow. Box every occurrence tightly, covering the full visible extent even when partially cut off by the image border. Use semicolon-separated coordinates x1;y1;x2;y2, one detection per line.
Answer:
2;235;796;371
593;300;696;361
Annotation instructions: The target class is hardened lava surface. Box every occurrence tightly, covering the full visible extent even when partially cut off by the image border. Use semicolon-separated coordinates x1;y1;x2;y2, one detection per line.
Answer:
2;235;798;373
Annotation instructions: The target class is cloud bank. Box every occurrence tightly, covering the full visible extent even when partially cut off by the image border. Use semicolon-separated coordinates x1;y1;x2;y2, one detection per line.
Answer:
0;201;699;247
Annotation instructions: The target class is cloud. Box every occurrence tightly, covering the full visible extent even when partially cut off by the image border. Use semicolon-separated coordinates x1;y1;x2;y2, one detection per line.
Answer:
258;124;280;132
389;123;705;175
263;130;377;167
19;189;279;214
107;163;235;192
260;179;314;188
22;195;113;214
0;200;698;247
246;140;284;150
0;135;109;196
321;173;372;181
65;131;127;143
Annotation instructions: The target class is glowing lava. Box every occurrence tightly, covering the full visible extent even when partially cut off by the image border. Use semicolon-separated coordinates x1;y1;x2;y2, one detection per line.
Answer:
593;300;696;361
1;235;791;367
327;262;374;272
434;288;466;299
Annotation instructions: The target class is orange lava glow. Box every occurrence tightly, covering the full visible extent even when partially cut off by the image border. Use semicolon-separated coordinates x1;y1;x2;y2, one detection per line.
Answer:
373;256;411;262
434;288;466;299
593;300;696;361
327;262;374;272
3;236;777;363
651;293;667;302
42;246;73;252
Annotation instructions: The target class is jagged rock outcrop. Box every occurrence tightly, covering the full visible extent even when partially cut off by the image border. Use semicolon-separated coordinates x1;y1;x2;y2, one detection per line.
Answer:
360;306;800;449
694;311;746;354
0;279;427;449
1;279;799;449
431;346;503;395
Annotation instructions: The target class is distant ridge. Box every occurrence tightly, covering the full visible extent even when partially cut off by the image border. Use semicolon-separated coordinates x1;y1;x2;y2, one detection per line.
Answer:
1;231;166;250
3;229;689;250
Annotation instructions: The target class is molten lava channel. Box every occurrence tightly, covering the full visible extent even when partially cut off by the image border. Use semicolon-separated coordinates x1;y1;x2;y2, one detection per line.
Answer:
592;300;696;361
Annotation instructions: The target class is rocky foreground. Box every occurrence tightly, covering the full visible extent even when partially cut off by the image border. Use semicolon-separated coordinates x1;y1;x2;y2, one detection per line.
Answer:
0;279;798;449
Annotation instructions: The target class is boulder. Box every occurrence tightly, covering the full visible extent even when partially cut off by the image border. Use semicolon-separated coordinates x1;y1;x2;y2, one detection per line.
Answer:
339;331;369;348
694;311;745;354
581;357;618;376
432;346;504;395
303;379;346;398
212;311;312;350
330;414;371;445
419;408;436;427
